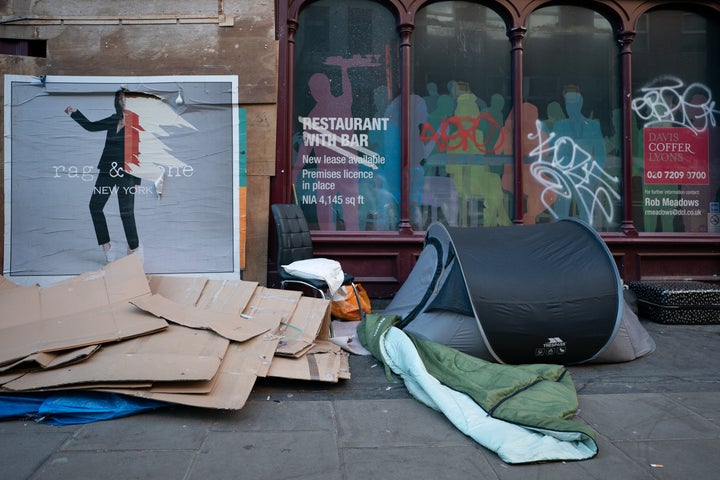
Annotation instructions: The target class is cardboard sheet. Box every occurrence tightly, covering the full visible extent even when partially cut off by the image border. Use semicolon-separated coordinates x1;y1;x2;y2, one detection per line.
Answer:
40;252;151;314
197;279;259;313
2;325;230;391
0;345;100;374
243;286;302;318
0;255;350;410
0;284;41;328
107;333;280;409
0;370;32;386
147;275;208;305
0;301;168;367
0;255;165;367
147;276;259;314
131;294;271;342
275;296;331;357
268;340;350;383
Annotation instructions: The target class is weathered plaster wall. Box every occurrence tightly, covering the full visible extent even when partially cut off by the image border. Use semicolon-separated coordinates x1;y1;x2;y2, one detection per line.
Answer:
0;0;277;284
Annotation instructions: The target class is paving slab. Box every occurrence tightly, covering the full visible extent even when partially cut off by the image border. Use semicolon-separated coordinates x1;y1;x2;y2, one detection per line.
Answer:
190;430;342;480
343;444;497;480
578;393;720;441
335;398;469;448
32;450;194;480
63;408;214;451
0;422;75;480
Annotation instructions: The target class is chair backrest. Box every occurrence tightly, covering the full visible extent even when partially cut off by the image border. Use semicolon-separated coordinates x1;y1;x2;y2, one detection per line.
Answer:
271;204;314;267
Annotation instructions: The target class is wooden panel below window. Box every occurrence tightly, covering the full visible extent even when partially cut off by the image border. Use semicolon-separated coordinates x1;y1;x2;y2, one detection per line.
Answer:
636;252;720;283
298;233;720;298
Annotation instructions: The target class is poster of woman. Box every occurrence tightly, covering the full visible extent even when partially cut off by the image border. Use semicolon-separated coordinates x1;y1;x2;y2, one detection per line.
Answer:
3;75;242;285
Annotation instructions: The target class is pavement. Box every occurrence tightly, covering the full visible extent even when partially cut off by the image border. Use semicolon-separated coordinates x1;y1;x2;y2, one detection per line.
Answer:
1;317;719;480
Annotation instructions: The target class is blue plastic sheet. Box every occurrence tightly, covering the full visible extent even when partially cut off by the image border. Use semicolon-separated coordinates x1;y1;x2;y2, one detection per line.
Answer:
0;393;50;418
0;392;168;425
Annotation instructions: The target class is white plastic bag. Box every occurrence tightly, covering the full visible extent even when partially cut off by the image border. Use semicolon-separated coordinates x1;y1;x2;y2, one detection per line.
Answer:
282;258;345;298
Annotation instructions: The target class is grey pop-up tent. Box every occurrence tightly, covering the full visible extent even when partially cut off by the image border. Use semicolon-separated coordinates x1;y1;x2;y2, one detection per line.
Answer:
384;219;654;364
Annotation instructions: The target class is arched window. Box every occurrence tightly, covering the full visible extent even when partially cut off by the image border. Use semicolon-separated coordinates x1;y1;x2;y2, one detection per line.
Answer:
292;0;400;232
411;1;511;229
631;8;720;234
523;5;621;231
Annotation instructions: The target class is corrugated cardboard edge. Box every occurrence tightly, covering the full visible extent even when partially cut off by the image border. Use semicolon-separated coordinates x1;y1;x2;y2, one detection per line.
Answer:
107;333;280;410
0;345;100;373
275;296;331;357
131;294;271;342
267;340;350;383
0;254;164;367
2;326;229;391
0;302;168;367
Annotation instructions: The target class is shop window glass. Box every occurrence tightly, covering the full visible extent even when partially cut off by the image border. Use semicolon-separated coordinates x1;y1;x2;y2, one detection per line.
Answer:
292;0;400;231
631;10;720;234
412;1;511;229
523;6;621;230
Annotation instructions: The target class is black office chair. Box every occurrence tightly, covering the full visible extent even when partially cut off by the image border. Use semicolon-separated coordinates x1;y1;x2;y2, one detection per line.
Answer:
271;204;362;316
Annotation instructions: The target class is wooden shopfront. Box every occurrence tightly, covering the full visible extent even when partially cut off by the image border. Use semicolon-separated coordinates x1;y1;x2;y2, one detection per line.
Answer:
271;0;720;297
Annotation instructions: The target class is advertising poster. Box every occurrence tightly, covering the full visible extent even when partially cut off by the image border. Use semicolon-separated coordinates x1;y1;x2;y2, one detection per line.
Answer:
3;75;242;285
643;127;709;185
642;126;713;232
292;55;401;232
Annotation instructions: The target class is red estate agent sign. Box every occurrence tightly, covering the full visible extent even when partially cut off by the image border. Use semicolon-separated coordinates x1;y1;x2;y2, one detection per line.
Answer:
644;127;709;185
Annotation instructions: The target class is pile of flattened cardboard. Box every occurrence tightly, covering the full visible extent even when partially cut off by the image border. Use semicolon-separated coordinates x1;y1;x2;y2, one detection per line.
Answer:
0;254;349;409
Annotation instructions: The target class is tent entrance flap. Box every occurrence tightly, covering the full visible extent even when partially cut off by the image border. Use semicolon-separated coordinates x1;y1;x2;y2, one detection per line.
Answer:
386;219;627;365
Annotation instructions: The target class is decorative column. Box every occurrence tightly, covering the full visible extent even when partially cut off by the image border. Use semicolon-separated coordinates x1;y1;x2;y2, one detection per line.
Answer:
509;26;526;224
619;30;639;236
273;17;298;204
398;23;414;233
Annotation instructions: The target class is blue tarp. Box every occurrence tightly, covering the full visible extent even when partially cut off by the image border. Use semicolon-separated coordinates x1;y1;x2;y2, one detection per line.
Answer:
0;392;168;425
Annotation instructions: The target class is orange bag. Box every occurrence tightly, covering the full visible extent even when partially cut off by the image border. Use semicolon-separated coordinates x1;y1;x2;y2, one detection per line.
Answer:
331;284;372;321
